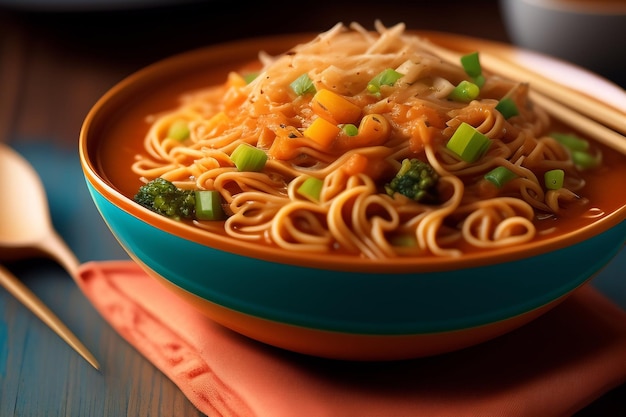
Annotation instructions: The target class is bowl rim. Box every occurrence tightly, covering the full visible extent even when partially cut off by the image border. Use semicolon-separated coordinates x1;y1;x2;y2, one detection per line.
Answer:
79;30;626;274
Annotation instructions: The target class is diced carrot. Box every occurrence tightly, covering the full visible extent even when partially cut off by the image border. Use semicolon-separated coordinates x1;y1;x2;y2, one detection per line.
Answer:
311;89;361;124
303;117;341;149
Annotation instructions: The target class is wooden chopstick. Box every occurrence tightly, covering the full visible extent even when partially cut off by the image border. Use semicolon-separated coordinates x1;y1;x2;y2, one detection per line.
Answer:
0;264;101;370
475;52;625;135
420;39;626;155
529;91;626;155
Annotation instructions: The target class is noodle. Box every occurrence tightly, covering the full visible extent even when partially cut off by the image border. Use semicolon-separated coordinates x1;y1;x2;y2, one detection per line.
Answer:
131;21;596;259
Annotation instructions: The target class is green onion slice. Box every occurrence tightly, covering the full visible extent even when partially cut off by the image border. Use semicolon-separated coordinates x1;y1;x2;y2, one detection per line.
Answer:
367;68;404;95
243;72;259;84
297;177;324;202
484;166;517;188
461;51;482;78
230;143;268;172
544;169;565;190
572;150;601;169
550;132;590;152
290;73;316;96
448;80;480;103
194;190;226;220
472;74;486;88
167;120;190;141
495;97;519;119
447;122;492;163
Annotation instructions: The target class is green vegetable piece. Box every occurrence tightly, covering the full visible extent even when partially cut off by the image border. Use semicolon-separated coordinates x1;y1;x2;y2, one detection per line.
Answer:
297;177;324;202
134;178;196;220
167;120;190;141
390;234;417;247
448;80;480;103
495;97;519;119
571;150;601;169
550;132;589;152
484;166;517;188
472;74;486;88
461;51;482;78
243;72;259;84
544;169;564;190
447;122;492;163
384;158;439;203
367;68;404;95
194;190;226;220
230;143;268;172
290;73;316;96
341;123;359;136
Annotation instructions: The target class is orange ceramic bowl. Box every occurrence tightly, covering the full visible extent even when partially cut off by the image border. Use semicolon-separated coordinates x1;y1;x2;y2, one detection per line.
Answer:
80;31;626;360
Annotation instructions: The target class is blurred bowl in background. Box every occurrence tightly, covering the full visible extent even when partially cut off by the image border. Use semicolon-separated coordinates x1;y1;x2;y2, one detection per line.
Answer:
499;0;626;85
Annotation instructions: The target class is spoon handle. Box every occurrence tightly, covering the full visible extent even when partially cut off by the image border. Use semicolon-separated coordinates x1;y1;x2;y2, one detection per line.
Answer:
38;230;81;281
0;264;100;370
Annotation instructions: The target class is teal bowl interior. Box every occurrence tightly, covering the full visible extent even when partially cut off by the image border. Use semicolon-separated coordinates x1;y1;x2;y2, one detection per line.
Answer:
79;32;626;360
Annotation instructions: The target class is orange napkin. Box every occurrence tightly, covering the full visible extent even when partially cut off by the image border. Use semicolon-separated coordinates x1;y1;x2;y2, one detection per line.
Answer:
77;260;626;417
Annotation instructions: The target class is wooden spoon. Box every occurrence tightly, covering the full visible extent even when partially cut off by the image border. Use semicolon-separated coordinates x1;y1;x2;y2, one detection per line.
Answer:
0;142;100;370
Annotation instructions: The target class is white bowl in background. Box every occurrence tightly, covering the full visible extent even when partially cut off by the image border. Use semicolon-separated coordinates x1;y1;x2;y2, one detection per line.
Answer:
499;0;626;85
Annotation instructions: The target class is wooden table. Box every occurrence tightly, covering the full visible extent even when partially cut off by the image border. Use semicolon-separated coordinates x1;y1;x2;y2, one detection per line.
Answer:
1;1;624;415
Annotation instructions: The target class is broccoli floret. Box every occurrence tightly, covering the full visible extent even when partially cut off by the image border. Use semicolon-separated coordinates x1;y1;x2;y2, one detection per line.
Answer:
134;178;196;220
384;158;439;203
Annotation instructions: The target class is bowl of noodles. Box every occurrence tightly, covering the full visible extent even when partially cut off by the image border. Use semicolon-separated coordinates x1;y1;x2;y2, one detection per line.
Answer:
80;21;626;361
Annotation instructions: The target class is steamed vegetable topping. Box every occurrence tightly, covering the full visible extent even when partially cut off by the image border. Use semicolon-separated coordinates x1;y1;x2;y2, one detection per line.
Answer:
290;73;316;96
385;158;439;203
134;178;196;220
484;166;517;188
495;97;519;119
230;143;268;171
167;120;190;141
446;122;492;163
448;80;480;103
544;169;565;190
297;177;324;202
134;178;225;221
367;68;404;95
551;132;601;169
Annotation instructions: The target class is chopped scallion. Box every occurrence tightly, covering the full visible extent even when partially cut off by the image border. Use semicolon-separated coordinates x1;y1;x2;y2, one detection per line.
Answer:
230;143;268;172
297;177;324;202
243;72;259;84
544;169;564;190
572;150;601;169
390;234;417;247
484;166;517;188
461;52;482;78
473;74;486;88
290;73;316;96
495;97;519;119
448;80;480;102
447;122;492;162
550;132;589;152
194;190;226;220
367;68;404;95
167;120;190;141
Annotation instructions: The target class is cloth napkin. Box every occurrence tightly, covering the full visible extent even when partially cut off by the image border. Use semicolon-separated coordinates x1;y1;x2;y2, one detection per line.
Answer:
76;260;626;417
